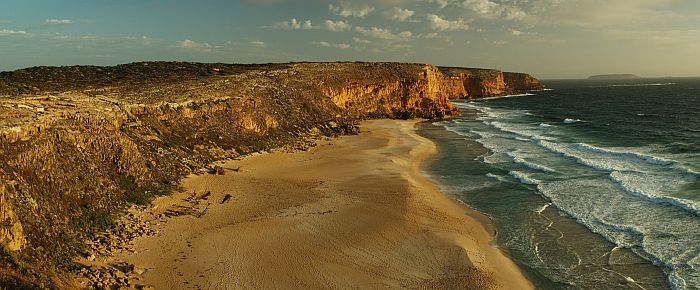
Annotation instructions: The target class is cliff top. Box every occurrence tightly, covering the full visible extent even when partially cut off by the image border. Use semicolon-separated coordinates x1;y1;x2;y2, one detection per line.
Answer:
0;61;542;135
0;62;439;133
0;61;541;98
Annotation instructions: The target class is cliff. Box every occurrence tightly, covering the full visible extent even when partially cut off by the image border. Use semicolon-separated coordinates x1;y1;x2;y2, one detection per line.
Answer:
503;72;546;91
0;61;541;287
439;67;544;98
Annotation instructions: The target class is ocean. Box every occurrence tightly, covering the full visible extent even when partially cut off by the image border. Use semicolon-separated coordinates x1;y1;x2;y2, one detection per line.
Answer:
419;78;700;289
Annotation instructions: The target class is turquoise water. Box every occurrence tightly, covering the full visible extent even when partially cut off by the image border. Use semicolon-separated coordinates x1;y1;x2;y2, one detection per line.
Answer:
419;79;700;289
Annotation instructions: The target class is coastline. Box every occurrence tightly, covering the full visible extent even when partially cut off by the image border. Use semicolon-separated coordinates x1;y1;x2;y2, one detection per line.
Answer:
116;119;533;289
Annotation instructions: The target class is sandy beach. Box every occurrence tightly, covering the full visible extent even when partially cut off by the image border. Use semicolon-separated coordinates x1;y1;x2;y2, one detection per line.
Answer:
117;119;533;289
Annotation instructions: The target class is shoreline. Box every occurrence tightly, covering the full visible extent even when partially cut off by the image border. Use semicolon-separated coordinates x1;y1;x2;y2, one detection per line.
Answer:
115;119;533;289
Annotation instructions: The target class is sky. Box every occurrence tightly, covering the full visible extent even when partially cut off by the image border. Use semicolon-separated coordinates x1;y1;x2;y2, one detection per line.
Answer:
1;0;699;79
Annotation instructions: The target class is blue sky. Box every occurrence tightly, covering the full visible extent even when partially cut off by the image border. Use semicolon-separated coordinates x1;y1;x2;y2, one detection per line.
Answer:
1;0;699;78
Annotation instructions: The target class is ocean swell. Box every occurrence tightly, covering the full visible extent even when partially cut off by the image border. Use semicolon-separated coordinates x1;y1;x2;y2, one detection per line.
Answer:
609;171;700;217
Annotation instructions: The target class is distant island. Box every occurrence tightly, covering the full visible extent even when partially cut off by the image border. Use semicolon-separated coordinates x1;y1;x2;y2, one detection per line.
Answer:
587;74;640;80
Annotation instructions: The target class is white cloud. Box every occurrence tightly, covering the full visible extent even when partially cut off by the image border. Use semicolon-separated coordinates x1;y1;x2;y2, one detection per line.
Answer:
527;0;678;28
45;19;76;25
124;35;157;45
461;0;527;21
353;37;371;44
324;20;351;31
176;39;221;52
607;29;700;48
383;7;415;22
314;41;351;49
0;29;27;36
424;0;451;8
267;18;316;30
250;41;266;48
355;26;413;42
330;1;375;18
426;14;469;31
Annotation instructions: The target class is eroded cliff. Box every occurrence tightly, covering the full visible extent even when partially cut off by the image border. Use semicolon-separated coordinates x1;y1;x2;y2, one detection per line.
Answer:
439;66;544;98
0;61;541;287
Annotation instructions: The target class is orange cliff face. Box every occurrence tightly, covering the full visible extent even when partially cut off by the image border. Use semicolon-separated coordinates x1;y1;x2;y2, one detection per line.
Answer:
503;72;546;91
438;67;544;99
319;63;456;119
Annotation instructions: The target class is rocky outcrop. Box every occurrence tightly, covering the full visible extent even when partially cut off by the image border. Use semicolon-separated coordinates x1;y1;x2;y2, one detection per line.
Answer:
0;61;541;287
0;184;26;252
439;67;544;99
320;63;454;118
504;72;546;91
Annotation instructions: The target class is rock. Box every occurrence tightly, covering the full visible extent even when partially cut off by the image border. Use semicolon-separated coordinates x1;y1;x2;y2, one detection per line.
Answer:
309;127;322;135
208;165;225;175
503;72;545;91
0;188;27;251
132;267;146;275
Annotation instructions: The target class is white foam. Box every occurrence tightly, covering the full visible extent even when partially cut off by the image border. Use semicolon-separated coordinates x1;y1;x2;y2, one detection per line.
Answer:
440;100;700;290
536;176;700;290
507;152;557;173
563;118;581;124
536;140;666;172
474;93;535;100
485;173;500;179
485;173;509;182
606;83;677;87
452;102;481;109
487;121;556;141
509;170;540;185
609;171;700;217
443;124;476;138
537;140;618;171
469;129;497;139
572;143;674;166
539;123;555;128
536;202;552;214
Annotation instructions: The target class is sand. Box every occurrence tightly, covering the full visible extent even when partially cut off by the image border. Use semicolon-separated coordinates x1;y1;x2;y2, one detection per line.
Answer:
118;119;533;289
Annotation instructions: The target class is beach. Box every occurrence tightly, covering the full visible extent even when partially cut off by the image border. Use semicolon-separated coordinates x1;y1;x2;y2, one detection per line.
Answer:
117;119;533;289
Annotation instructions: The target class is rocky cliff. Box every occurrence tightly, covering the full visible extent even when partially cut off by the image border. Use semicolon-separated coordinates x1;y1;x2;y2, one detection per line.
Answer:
439;66;544;98
503;72;546;91
0;61;541;287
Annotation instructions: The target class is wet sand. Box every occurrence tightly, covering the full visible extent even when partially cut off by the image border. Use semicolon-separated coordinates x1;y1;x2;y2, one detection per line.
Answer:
118;119;533;289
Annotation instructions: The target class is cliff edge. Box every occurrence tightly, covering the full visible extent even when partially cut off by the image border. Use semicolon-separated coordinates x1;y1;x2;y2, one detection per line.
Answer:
0;61;542;287
439;66;545;98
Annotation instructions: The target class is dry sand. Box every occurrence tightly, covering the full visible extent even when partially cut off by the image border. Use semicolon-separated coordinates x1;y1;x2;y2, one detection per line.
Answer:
118;119;533;289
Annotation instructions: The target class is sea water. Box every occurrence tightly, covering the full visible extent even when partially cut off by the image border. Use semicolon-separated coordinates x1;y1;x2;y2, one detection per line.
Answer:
419;78;700;289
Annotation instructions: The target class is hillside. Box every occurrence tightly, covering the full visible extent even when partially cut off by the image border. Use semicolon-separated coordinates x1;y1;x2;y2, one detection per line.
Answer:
0;61;542;288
